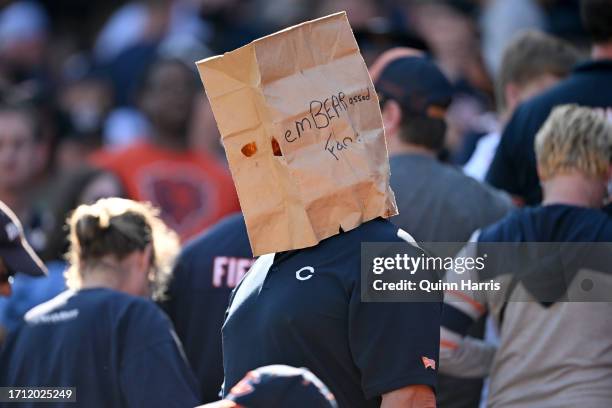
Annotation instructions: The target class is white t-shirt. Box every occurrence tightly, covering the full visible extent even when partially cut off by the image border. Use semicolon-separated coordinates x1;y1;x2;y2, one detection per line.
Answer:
463;131;501;181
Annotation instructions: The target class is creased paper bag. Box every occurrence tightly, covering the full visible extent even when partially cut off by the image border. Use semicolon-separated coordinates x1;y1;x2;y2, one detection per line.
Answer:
196;11;398;256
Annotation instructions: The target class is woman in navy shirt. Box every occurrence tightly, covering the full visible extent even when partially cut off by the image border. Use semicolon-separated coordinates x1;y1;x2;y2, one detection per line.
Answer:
1;198;200;408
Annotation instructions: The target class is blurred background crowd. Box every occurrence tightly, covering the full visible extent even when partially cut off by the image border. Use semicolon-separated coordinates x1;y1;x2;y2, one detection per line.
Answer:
0;0;592;252
0;0;608;406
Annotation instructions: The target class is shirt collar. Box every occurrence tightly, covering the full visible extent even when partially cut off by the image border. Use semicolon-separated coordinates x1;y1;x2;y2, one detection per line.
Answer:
572;59;612;74
271;249;299;266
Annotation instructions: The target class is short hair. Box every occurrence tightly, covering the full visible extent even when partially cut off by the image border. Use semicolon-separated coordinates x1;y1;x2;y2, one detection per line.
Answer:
581;0;612;43
65;198;180;300
0;100;41;141
398;113;447;151
139;57;197;94
535;104;612;180
496;31;580;112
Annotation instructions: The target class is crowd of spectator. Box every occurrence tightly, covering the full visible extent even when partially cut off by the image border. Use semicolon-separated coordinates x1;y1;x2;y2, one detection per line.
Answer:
1;0;611;407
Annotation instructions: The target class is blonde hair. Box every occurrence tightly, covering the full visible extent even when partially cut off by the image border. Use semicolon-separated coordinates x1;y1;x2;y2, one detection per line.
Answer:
65;198;180;300
496;31;579;112
535;104;612;180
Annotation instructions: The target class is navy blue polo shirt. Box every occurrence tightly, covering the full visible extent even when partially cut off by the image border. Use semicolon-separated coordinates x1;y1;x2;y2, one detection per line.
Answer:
486;60;612;205
161;213;254;403
222;218;441;408
0;288;200;408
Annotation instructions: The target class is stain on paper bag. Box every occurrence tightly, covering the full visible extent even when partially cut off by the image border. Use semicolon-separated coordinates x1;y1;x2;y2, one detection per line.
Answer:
196;12;397;255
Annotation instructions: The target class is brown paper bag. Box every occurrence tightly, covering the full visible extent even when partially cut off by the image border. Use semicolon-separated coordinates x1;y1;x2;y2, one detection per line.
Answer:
196;11;397;256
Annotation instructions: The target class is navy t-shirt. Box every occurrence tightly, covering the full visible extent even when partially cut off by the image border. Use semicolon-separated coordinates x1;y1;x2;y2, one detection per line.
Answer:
161;213;254;402
486;60;612;205
0;288;200;408
222;218;441;408
479;204;612;243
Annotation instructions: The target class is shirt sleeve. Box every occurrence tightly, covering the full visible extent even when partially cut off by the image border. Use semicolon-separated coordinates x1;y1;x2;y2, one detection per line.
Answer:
440;232;493;378
348;260;442;399
439;335;496;378
119;301;201;407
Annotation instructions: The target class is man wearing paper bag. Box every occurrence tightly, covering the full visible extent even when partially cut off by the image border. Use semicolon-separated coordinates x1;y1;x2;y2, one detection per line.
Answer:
197;12;440;408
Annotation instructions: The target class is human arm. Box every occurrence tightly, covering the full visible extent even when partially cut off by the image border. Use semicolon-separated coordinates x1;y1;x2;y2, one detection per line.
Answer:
439;234;495;378
381;385;436;408
349;244;442;402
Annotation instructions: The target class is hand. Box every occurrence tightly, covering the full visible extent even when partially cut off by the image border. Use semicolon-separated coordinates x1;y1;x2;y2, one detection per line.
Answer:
381;385;436;408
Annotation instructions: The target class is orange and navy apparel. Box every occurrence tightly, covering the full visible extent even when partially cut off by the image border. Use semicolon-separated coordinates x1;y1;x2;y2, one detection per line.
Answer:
199;365;337;408
439;254;491;375
226;365;337;408
90;142;240;241
439;205;612;406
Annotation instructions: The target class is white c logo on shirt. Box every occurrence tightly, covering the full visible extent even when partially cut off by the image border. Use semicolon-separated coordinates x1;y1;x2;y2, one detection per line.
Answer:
295;266;315;281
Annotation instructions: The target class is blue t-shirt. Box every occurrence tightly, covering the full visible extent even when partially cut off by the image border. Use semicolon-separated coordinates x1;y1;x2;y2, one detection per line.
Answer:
486;60;612;205
479;204;612;243
0;288;200;408
161;213;254;403
222;218;441;408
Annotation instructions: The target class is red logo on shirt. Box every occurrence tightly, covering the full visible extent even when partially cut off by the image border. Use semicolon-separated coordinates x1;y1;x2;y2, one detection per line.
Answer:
150;178;208;227
422;356;436;370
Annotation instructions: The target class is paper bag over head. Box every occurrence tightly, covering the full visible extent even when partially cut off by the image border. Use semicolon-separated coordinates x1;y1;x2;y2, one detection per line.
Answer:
196;11;398;256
